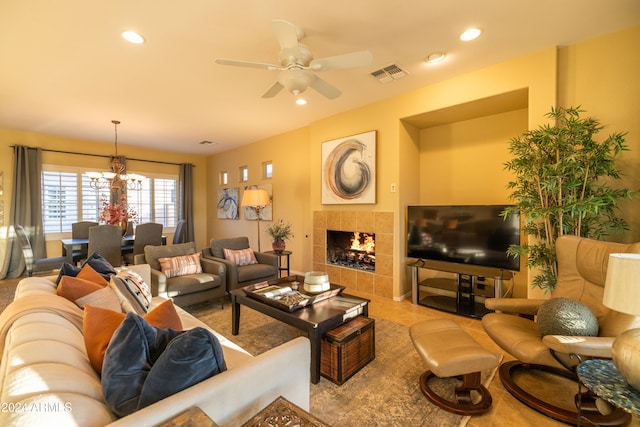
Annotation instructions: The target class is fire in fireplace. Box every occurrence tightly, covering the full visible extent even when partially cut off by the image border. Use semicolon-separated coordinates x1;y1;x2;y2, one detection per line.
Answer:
326;230;375;272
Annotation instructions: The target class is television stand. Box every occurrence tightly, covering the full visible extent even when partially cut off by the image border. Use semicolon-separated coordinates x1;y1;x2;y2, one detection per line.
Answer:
410;264;505;319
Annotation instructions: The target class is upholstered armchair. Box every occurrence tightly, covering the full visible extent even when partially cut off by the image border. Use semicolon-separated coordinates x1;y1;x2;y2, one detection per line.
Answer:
134;241;226;308
482;235;640;426
202;237;278;292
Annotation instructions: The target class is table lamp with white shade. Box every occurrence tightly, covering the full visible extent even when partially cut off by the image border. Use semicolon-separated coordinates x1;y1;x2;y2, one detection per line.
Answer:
241;187;270;252
602;252;640;391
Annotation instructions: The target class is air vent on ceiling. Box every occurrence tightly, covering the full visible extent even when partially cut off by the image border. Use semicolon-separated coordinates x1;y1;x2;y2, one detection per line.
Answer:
370;63;409;83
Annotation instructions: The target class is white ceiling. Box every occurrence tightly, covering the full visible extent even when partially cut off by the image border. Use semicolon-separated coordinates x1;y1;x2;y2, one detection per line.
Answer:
1;0;639;155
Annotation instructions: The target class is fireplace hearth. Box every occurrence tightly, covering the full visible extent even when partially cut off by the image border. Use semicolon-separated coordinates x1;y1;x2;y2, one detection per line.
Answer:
326;230;375;272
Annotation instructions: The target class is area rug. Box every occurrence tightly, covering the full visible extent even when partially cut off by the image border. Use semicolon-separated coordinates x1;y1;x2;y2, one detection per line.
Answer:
0;281;498;426
188;300;500;427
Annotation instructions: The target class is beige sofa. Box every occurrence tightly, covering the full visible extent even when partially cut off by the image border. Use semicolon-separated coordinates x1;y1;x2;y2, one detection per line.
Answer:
0;268;310;426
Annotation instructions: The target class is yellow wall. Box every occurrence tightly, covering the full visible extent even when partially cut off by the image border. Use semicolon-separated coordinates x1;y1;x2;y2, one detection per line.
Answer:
558;25;640;242
206;126;311;271
0;129;209;258
419;109;528;204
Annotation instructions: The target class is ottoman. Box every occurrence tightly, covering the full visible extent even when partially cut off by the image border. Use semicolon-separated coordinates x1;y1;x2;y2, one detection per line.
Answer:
409;318;501;415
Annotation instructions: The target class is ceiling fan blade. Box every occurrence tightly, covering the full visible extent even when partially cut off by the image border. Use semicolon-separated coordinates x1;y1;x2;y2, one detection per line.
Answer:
215;58;281;70
262;81;284;98
309;50;373;71
272;20;302;50
310;76;342;99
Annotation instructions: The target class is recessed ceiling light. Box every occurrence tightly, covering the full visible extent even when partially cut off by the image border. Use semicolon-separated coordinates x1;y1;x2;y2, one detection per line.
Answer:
460;28;482;41
295;97;308;106
122;31;145;44
425;52;447;63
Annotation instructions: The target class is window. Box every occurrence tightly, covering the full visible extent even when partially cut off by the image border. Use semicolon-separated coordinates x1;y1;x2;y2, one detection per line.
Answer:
128;177;177;227
263;161;273;179
42;170;79;233
239;166;248;182
220;171;228;185
42;165;178;234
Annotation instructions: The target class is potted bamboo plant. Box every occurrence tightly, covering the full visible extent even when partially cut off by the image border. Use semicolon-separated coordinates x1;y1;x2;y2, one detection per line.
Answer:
502;106;637;292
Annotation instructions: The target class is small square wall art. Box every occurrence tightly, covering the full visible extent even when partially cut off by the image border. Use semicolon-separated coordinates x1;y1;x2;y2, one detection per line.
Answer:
216;187;239;219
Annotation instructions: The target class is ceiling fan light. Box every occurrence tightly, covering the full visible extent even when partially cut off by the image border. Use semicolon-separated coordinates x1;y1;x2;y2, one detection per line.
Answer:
460;28;482;41
122;31;145;44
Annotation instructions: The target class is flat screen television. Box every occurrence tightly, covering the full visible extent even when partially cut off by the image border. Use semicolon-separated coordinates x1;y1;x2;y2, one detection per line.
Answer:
407;205;520;272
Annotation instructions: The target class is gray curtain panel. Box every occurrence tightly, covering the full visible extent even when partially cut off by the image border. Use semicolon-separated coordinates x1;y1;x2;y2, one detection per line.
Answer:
178;163;194;242
1;145;44;279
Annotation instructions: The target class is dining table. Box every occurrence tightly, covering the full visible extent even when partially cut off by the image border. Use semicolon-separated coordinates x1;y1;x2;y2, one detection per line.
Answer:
60;234;167;264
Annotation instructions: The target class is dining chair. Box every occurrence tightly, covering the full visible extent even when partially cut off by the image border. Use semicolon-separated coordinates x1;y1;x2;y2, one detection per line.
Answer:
173;219;187;244
120;222;136;255
71;221;98;263
123;222;163;265
14;224;66;277
87;224;123;267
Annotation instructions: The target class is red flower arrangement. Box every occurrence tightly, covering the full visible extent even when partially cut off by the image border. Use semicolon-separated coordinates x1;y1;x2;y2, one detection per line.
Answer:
99;194;138;225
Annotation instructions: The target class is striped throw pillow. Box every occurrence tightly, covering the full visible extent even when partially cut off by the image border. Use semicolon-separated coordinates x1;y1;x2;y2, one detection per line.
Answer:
159;253;203;278
223;248;258;266
110;271;153;314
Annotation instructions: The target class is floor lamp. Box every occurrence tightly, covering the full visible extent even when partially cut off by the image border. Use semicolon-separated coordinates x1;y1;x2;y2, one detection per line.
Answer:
241;187;270;252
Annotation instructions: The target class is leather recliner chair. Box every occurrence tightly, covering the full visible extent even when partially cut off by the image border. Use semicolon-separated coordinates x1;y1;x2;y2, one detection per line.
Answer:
482;235;640;426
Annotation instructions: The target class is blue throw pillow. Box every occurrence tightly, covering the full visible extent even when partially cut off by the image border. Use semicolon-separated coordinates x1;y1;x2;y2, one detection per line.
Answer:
101;312;226;417
55;262;81;285
83;253;117;280
57;253;116;284
139;327;227;408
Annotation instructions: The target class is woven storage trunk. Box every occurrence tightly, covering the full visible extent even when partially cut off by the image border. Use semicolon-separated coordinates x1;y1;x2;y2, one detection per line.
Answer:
321;316;375;385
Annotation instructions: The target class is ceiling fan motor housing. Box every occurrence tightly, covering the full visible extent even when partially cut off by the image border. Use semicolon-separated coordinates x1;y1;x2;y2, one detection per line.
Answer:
279;44;313;67
278;68;314;94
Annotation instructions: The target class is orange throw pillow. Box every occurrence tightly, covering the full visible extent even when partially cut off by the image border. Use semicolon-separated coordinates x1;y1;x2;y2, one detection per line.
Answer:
84;299;183;374
57;276;103;301
77;263;109;287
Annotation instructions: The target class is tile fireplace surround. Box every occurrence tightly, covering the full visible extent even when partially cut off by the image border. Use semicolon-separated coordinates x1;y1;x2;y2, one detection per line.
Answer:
313;211;394;299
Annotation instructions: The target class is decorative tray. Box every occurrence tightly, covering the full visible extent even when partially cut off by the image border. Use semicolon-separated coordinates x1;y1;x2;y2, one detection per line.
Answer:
244;275;344;312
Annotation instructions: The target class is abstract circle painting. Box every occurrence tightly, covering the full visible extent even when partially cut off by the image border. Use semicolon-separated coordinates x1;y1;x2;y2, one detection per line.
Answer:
321;130;376;204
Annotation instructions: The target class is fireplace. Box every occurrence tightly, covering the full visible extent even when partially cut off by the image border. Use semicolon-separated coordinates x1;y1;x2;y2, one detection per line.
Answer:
326;230;375;272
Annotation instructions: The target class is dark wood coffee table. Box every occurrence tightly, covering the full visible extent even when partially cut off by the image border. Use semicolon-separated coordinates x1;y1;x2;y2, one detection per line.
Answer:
230;277;370;384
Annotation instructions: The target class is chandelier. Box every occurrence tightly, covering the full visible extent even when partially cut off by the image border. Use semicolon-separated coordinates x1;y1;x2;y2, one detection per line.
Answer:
86;120;145;191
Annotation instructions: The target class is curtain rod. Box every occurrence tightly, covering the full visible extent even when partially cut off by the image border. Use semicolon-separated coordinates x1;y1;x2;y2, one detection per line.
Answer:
10;145;194;167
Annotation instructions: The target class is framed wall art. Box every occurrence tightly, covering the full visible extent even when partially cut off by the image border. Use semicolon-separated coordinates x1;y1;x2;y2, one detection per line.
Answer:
322;130;376;204
216;187;239;219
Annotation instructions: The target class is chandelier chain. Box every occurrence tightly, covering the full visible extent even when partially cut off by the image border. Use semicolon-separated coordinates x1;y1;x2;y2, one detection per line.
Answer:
86;120;144;191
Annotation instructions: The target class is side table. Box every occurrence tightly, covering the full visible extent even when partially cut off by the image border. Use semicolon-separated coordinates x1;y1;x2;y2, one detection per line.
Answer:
265;250;291;277
242;396;330;427
577;359;640;417
157;406;219;427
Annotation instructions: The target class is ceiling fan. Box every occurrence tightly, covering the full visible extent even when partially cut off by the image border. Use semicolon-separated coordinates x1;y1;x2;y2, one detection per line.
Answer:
214;20;373;100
